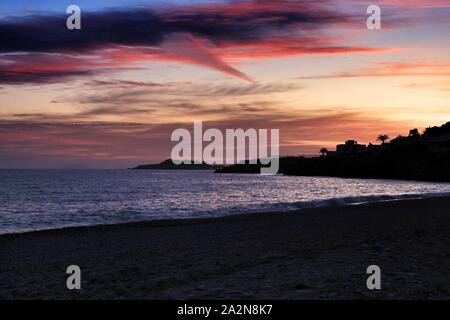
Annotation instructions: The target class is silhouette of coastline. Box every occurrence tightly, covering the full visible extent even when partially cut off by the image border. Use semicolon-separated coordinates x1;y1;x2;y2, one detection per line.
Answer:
216;121;450;182
132;159;222;170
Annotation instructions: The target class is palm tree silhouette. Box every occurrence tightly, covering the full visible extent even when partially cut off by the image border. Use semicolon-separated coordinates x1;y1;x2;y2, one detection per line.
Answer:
319;148;328;157
377;134;390;145
409;128;420;137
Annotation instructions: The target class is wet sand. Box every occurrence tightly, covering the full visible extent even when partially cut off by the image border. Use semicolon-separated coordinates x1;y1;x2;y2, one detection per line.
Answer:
0;196;449;299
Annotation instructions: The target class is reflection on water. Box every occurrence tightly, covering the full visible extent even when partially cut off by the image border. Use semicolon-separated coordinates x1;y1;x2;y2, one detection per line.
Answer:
1;169;450;234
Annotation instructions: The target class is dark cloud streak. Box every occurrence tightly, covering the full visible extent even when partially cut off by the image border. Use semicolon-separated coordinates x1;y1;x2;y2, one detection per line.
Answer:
0;1;387;84
0;3;347;53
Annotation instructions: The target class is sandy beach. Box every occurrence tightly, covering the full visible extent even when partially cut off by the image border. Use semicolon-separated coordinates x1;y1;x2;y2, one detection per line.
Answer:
0;196;449;300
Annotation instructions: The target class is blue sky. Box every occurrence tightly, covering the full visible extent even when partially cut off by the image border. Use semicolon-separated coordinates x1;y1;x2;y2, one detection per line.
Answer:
0;0;208;14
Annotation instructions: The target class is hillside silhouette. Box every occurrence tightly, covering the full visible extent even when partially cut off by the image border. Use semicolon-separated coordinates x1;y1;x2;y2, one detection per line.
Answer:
132;159;221;170
216;121;450;182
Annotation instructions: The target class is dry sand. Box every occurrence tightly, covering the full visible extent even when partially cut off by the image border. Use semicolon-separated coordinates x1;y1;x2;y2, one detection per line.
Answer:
0;196;449;299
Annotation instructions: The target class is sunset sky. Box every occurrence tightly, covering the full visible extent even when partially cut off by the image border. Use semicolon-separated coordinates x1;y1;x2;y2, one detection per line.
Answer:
0;0;449;168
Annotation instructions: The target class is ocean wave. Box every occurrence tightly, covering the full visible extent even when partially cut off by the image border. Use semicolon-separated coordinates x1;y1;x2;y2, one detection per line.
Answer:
239;192;450;214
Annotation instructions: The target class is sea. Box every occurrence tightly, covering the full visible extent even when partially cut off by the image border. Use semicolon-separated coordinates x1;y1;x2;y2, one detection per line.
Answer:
1;169;450;234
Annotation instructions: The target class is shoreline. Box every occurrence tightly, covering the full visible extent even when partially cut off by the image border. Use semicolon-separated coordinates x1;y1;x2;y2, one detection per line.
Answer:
2;191;450;238
1;196;449;299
